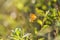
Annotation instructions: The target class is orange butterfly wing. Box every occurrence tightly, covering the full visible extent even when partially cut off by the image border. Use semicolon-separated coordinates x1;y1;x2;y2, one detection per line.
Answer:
29;13;37;22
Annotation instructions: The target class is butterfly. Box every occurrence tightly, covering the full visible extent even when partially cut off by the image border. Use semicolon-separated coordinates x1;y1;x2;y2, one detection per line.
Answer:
29;13;37;22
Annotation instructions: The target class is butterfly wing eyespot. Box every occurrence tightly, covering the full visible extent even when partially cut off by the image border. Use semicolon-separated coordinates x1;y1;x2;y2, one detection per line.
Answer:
29;13;37;22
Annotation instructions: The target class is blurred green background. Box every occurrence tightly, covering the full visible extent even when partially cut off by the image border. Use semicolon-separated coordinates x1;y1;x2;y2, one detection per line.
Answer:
0;0;60;40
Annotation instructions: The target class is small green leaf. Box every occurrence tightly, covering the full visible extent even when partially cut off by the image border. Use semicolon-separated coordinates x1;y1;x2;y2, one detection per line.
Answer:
42;25;49;30
37;19;43;26
15;28;21;36
42;5;47;10
35;27;38;34
48;1;51;6
38;38;44;40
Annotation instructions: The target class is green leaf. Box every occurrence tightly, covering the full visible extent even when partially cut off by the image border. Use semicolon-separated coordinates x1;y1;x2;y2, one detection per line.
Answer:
48;1;51;6
15;28;21;36
35;8;44;16
42;5;47;10
37;19;43;26
35;27;38;34
38;38;44;40
42;25;49;30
